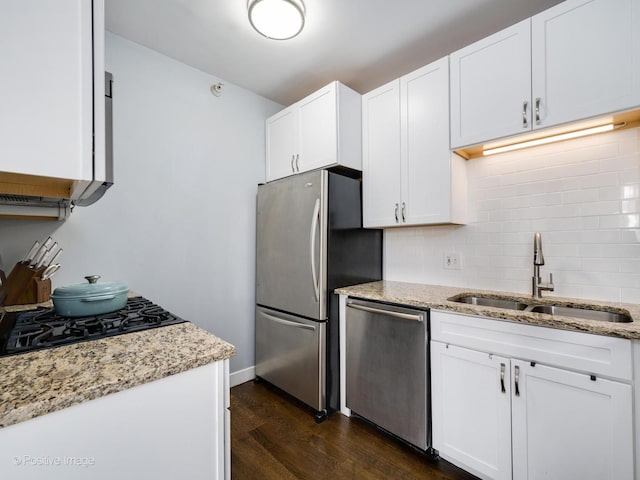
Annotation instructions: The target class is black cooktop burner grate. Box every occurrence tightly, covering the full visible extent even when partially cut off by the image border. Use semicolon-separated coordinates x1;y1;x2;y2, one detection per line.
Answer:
0;297;186;357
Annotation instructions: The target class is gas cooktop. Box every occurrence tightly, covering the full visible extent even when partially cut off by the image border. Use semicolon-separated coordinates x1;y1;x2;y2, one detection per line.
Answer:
0;297;186;358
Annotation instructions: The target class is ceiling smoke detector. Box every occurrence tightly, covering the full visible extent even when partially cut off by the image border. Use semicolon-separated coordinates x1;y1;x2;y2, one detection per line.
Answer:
247;0;306;40
210;82;224;97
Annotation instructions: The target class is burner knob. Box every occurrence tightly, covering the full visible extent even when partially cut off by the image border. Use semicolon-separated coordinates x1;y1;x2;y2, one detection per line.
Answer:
85;275;101;284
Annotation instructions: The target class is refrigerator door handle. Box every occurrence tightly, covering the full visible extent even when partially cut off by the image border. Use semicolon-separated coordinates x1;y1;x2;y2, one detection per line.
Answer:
310;198;321;303
260;311;317;331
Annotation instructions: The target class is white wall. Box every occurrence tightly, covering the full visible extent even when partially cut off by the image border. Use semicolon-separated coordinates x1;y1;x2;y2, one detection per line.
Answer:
385;126;640;304
0;33;282;374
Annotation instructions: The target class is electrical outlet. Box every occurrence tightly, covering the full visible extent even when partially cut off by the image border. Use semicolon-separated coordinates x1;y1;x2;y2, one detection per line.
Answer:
444;252;461;270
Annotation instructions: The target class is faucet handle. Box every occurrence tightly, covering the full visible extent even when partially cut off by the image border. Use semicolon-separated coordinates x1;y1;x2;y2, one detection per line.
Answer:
544;273;555;292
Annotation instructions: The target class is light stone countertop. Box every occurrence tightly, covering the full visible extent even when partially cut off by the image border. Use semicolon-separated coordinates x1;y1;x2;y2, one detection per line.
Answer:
336;281;640;339
0;305;236;429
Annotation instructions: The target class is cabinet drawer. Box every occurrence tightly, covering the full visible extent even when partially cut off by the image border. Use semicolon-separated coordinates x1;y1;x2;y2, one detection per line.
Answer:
431;310;632;381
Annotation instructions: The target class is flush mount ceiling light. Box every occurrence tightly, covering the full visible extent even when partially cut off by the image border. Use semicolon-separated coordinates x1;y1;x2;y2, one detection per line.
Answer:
248;0;306;40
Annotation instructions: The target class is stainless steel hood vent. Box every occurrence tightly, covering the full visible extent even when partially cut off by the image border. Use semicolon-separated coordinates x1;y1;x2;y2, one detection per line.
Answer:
0;194;70;220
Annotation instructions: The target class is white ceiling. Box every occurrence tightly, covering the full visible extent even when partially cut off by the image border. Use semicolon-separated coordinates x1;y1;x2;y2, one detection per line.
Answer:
105;0;563;106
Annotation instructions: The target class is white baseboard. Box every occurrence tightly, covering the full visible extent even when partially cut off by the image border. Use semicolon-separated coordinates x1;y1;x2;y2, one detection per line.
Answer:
229;366;255;388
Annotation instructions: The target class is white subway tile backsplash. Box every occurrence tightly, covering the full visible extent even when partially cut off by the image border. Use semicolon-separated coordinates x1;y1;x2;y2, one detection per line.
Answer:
561;172;619;190
545;244;579;257
384;127;640;303
621;184;640;199
622;199;640;214
598;214;640;229
588;258;622;273
563;189;599;204
621;288;640;303
620;230;640;243
598;186;625;201
578;200;620;216
619;170;640;184
600;155;638;172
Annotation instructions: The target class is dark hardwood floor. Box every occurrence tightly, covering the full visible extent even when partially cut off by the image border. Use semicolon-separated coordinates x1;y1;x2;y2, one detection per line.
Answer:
231;381;479;480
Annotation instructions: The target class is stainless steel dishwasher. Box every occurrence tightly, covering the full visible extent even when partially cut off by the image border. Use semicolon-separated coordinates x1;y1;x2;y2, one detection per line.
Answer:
345;298;430;451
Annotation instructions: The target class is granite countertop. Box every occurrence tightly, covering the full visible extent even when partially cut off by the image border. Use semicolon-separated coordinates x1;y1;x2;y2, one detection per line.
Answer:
0;310;236;429
336;281;640;340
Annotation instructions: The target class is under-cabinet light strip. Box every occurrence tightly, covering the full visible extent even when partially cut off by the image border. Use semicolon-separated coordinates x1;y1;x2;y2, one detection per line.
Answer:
482;123;622;156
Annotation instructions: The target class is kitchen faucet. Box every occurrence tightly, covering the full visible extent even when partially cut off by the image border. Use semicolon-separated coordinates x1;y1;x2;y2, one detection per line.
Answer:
532;231;554;298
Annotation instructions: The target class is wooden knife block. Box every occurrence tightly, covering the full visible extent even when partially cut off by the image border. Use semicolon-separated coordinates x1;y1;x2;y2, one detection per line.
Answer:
1;262;51;306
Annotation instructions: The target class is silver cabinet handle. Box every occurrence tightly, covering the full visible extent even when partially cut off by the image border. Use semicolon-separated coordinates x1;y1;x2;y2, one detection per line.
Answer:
261;311;316;331
309;198;321;303
514;365;520;397
347;303;423;322
500;363;506;393
291;154;295;173
401;202;406;222
522;100;529;128
535;97;541;125
394;203;399;223
295;154;300;172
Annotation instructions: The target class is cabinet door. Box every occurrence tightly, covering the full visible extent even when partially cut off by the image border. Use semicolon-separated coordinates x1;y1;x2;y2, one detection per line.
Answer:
266;107;298;182
401;57;452;225
298;83;338;174
0;1;95;181
431;342;512;480
511;361;633;480
531;0;640;129
362;80;402;228
450;19;532;148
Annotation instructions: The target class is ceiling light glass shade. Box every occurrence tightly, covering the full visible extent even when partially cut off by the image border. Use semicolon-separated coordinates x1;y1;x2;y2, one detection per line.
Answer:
248;0;306;40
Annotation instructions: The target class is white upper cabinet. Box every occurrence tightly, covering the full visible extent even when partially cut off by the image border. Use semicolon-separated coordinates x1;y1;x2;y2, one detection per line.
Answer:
266;107;298;181
451;0;640;149
401;59;466;226
450;20;532;148
363;57;467;228
0;0;104;186
265;81;361;182
531;0;640;129
297;85;339;173
362;80;402;227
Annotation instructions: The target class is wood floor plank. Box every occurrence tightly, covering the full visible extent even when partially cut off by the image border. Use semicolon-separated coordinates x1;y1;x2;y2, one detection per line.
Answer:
231;381;479;480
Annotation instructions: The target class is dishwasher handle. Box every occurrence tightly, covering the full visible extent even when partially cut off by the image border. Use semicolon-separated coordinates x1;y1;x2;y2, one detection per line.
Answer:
347;302;424;322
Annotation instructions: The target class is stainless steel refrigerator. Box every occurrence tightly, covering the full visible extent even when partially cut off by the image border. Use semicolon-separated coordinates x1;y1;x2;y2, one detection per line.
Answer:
255;169;382;422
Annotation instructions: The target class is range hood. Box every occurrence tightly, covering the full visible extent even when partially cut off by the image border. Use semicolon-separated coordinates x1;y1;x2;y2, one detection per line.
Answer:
0;72;113;221
0;194;70;221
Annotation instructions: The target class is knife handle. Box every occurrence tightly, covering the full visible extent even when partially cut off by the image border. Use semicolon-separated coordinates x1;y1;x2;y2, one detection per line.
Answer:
46;248;63;268
22;241;40;264
36;243;58;269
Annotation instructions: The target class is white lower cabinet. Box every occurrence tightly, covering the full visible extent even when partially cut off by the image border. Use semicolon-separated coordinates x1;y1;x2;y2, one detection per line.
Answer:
511;361;633;480
431;310;634;480
431;342;512;480
0;360;230;480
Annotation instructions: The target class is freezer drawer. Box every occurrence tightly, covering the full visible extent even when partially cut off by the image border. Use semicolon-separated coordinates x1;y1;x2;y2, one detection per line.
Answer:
255;306;326;412
346;299;429;450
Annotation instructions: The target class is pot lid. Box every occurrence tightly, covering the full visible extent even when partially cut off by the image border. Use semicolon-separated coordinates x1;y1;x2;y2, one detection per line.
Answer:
51;275;129;299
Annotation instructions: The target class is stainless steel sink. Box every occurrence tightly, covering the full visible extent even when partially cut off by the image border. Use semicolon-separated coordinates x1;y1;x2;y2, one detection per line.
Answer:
449;294;633;323
452;296;528;311
526;305;632;323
